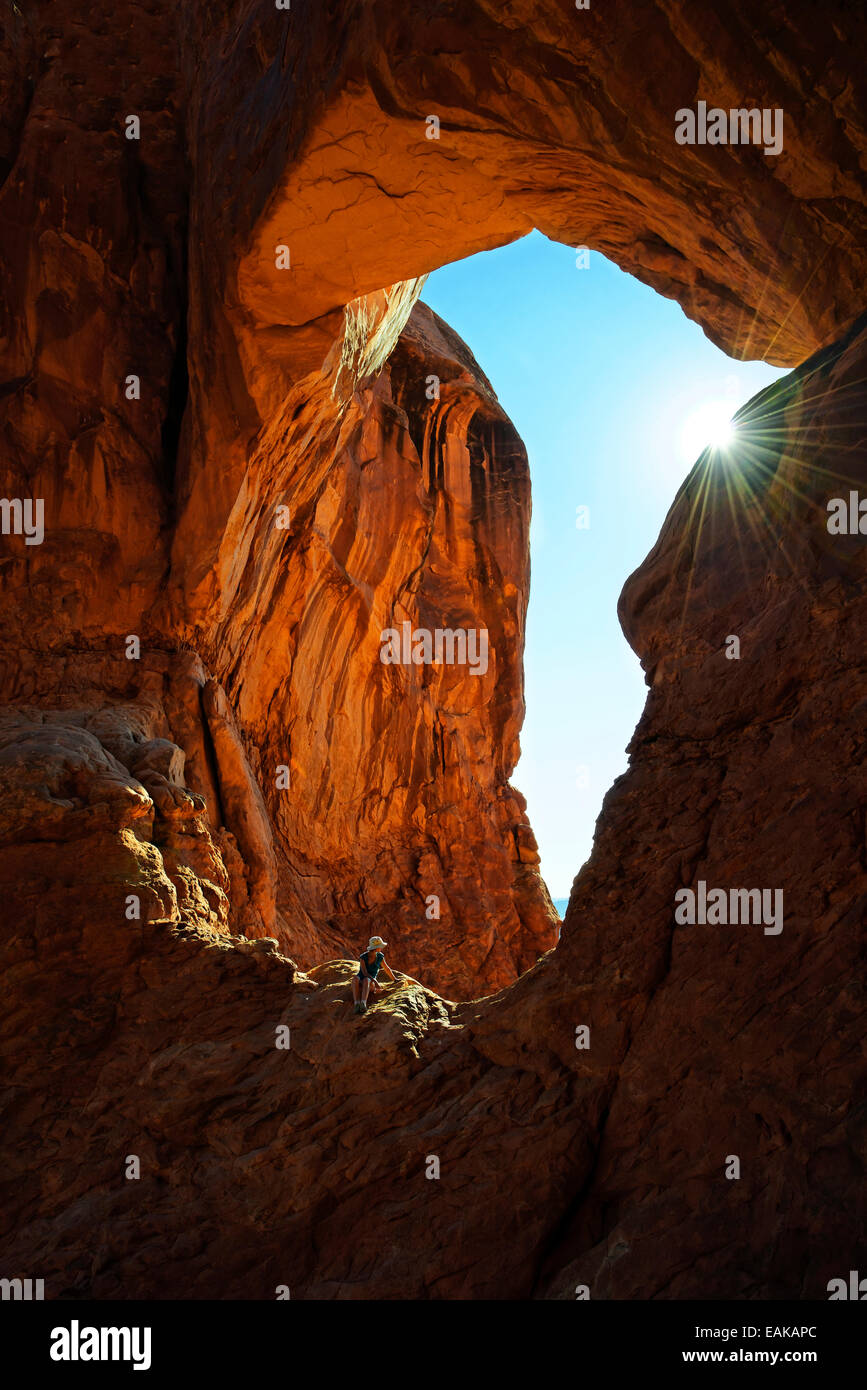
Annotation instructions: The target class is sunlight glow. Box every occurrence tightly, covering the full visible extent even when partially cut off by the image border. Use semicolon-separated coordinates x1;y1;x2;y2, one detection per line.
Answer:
679;399;737;464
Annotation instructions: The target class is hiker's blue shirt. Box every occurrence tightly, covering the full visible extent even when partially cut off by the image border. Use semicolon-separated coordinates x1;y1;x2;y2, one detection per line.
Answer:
359;951;384;979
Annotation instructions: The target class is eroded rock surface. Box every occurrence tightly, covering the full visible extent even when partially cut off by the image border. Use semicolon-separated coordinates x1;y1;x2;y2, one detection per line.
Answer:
2;317;865;1301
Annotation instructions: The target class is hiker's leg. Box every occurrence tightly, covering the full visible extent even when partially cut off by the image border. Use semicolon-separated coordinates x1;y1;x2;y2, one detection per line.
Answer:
361;978;370;1002
352;976;360;1002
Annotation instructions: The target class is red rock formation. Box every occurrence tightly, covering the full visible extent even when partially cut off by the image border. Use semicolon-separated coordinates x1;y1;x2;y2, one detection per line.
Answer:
1;0;867;1300
0;0;560;995
192;299;559;996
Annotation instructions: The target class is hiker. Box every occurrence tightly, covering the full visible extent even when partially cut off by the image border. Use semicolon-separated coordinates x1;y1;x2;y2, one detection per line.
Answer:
353;935;398;1014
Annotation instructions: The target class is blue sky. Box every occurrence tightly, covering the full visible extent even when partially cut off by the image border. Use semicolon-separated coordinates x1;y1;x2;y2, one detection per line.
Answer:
422;231;786;901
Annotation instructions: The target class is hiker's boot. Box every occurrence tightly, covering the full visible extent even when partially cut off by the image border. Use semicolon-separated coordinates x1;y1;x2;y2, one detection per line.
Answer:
353;1001;363;1015
359;1000;367;1013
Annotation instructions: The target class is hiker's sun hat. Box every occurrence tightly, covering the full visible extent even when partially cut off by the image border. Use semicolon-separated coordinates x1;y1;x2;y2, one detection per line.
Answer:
367;936;387;950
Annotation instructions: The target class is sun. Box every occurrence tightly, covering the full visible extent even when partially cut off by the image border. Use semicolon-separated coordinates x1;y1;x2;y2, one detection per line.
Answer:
679;399;737;465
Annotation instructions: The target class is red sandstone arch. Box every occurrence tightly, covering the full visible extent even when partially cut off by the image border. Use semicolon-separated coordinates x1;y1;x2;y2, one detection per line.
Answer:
1;0;866;1300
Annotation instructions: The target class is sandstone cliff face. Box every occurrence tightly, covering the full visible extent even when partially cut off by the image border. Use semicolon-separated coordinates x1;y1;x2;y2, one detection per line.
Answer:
4;309;863;1303
0;0;559;995
190;299;559;997
0;285;557;996
2;0;866;1300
